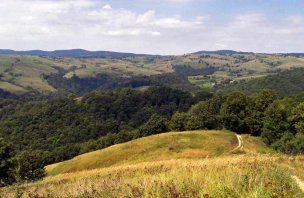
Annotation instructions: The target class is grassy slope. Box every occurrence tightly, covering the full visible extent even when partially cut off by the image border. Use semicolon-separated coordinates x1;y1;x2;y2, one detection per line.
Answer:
47;130;236;176
1;130;304;198
1;53;304;94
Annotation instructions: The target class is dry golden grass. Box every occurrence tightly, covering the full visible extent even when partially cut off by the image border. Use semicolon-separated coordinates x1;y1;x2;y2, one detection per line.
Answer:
47;130;236;176
1;157;303;198
1;131;304;198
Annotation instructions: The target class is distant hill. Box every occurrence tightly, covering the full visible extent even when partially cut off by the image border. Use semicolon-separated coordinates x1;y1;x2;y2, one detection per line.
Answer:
279;53;304;57
192;50;253;55
0;49;151;58
1;50;304;96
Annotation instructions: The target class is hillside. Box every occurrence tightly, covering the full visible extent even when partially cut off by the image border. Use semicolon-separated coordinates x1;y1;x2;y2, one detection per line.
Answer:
1;51;304;96
1;130;304;198
219;69;304;96
46;130;237;176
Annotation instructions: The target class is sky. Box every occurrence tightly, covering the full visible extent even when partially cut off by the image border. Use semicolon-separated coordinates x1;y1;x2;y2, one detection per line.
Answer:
0;0;303;55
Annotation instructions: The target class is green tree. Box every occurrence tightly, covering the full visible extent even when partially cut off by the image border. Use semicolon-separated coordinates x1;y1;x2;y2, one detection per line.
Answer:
137;114;168;137
15;150;46;182
245;89;277;135
168;112;189;131
220;92;250;133
261;101;290;145
290;102;304;134
187;100;221;130
0;138;15;187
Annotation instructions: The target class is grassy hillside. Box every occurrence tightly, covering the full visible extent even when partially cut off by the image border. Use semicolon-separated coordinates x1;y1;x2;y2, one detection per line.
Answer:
46;130;236;176
1;130;304;198
1;52;304;95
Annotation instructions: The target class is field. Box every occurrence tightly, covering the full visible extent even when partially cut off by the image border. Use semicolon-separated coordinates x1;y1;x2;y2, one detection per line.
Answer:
1;130;304;198
1;53;304;94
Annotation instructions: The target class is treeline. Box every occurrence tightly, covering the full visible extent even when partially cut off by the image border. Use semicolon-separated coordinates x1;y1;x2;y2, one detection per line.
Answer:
0;87;210;166
168;90;304;154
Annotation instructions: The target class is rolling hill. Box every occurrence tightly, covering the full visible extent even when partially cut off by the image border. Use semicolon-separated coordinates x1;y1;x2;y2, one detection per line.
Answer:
46;130;237;176
0;49;151;58
1;130;303;198
1;50;304;97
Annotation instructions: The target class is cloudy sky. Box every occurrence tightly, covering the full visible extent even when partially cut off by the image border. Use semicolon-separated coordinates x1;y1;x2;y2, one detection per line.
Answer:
0;0;303;55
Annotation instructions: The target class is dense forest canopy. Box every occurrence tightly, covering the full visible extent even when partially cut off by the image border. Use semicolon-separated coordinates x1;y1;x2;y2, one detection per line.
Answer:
0;87;201;164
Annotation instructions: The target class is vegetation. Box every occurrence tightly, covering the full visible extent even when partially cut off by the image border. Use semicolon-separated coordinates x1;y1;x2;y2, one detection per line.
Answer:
1;52;304;96
3;157;303;198
0;87;195;165
46;131;236;176
1;87;304;188
222;69;304;96
0;139;15;187
1;131;303;198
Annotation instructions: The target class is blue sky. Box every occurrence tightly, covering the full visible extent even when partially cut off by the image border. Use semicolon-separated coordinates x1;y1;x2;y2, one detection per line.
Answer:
0;0;303;54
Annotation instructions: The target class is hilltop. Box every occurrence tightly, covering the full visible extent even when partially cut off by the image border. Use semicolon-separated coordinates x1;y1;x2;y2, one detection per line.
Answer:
1;130;303;198
46;130;237;176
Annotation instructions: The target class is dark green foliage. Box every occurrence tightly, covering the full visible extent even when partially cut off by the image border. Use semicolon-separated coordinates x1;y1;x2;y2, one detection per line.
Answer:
188;100;221;130
137;114;168;137
15;150;46;182
173;64;216;76
245;90;277;135
220;92;250;133
0;138;15;187
168;112;189;131
290;102;304;134
0;87;194;164
261;101;291;145
222;69;304;96
45;73;199;95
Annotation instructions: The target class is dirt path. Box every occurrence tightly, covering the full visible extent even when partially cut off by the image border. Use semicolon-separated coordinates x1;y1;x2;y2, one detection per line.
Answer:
232;134;244;152
231;134;304;192
292;176;304;192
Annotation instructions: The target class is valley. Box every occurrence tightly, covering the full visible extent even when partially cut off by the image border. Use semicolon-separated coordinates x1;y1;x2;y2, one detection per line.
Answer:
1;51;304;96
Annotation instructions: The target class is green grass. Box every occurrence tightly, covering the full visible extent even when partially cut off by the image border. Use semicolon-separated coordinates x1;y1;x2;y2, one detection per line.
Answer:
0;81;27;94
47;130;236;176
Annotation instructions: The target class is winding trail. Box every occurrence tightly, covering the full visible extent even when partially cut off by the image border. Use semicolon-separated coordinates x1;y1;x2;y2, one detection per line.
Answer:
232;134;244;152
292;176;304;192
232;133;304;193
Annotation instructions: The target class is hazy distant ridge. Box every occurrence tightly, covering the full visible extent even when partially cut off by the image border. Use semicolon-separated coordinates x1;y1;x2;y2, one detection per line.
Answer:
0;49;151;58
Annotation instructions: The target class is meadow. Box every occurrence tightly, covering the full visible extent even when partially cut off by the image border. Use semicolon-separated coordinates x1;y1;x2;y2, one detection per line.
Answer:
1;130;303;198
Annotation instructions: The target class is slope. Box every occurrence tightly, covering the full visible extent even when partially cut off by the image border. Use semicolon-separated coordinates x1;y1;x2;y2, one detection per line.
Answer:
221;68;304;96
46;130;236;176
1;130;303;198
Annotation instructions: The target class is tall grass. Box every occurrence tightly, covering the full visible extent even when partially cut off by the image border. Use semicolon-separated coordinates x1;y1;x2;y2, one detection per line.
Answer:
1;157;303;198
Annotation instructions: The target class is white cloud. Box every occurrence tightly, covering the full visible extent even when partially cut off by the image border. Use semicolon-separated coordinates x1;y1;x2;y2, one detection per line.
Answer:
0;1;303;54
209;13;304;53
